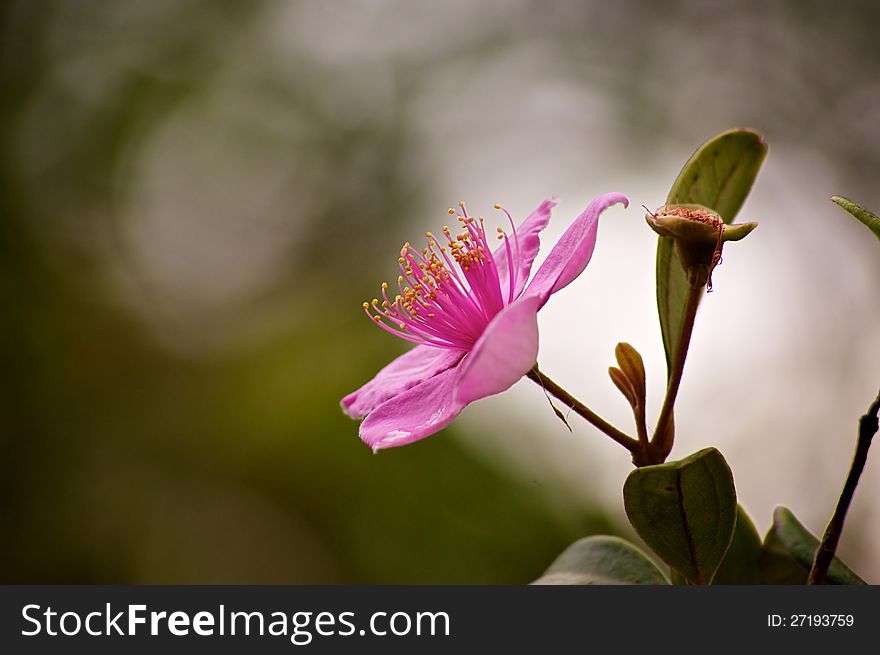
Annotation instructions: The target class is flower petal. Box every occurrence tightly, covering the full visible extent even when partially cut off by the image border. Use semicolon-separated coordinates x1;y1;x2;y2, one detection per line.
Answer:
454;294;540;406
359;366;464;451
493;198;557;301
341;345;464;418
525;192;628;306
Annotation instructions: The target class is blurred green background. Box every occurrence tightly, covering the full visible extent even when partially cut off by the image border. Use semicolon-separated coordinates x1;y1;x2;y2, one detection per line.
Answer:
2;1;879;583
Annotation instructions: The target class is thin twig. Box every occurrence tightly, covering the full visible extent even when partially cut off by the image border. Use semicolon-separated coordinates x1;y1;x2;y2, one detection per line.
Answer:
807;389;880;584
527;366;640;454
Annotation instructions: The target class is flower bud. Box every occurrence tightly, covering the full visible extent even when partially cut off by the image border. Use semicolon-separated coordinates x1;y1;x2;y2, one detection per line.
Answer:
645;203;757;289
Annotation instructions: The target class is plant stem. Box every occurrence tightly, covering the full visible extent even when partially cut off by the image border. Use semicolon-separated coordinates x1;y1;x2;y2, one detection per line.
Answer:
635;401;650;452
527;366;640;454
807;389;880;585
651;274;705;460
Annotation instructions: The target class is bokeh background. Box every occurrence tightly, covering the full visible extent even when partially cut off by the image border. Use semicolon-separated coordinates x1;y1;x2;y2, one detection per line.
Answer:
2;0;879;583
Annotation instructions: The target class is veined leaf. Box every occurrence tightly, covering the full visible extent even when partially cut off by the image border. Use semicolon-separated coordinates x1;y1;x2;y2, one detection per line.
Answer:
623;447;737;584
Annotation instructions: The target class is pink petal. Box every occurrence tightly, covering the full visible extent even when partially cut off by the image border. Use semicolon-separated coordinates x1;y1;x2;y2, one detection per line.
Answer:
454;294;541;406
493;198;557;301
525;192;628;306
341;345;464;418
359;366;464;451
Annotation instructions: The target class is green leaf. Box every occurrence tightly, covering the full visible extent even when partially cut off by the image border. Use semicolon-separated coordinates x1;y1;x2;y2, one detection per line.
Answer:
758;524;810;584
532;535;669;585
623;447;737;584
657;129;767;371
760;506;866;585
711;505;762;584
832;195;880;241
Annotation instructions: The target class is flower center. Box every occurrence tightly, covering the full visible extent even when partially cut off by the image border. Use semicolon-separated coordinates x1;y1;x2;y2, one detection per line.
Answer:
363;202;520;350
663;205;724;229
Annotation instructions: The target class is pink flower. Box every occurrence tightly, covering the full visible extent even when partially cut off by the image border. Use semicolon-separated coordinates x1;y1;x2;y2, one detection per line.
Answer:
342;192;629;451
